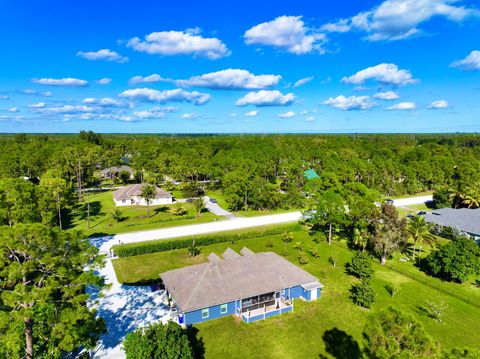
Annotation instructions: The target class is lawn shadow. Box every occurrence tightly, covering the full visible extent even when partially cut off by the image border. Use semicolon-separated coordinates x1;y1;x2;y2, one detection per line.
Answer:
320;328;361;359
154;206;169;214
186;326;205;359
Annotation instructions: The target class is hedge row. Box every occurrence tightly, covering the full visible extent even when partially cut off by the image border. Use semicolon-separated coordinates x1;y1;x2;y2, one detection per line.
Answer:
114;223;301;258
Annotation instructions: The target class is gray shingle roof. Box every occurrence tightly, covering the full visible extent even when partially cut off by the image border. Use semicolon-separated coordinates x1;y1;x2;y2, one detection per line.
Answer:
161;248;323;313
112;184;172;201
421;208;480;236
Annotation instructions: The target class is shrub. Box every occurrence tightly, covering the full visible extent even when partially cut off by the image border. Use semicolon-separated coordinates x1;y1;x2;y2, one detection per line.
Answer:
293;241;304;251
422;238;480;283
345;251;374;281
420;299;448;322
188;240;200;257
385;284;399;298
309;246;321;258
112;208;124;222
170;203;187;216
298;253;308;265
328;256;336;268
351;280;375;308
114;224;301;257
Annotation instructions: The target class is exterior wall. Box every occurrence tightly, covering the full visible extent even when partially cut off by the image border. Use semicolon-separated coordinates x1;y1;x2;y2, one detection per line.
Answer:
288;285;321;301
114;196;173;207
242;305;293;323
183;301;236;325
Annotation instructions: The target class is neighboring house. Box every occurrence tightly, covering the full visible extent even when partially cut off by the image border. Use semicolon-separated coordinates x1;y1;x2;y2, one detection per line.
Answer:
420;208;480;240
303;169;320;180
101;165;134;179
161;247;323;325
113;184;173;206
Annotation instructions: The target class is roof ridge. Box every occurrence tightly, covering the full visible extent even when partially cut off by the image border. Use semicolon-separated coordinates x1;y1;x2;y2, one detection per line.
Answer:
183;261;213;310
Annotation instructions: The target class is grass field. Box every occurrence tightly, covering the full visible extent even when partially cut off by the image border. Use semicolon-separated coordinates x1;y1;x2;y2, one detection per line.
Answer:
68;190;219;237
112;230;480;358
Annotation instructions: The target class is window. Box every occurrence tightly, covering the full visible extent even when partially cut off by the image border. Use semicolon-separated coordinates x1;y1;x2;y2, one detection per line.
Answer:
220;304;228;314
201;308;209;319
122;199;126;203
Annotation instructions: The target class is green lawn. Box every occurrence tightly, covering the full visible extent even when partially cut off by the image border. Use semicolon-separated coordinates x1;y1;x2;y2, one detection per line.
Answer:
396;202;431;216
68;190;220;237
112;230;480;358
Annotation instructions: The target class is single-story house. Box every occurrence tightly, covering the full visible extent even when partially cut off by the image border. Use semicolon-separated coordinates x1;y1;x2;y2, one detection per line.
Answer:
304;169;320;180
161;247;323;325
113;183;173;206
101;165;134;179
420;208;480;240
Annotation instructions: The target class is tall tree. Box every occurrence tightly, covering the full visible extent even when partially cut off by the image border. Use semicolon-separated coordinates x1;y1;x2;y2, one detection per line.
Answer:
406;215;435;260
141;184;156;218
193;196;205;217
372;204;407;264
0;224;105;358
304;190;345;245
0;179;40;226
37;172;70;229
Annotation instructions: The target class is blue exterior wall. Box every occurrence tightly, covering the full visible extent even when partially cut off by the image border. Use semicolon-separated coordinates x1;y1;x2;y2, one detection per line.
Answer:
183;300;236;325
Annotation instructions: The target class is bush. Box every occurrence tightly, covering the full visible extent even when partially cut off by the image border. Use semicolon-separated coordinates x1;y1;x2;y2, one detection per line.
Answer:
421;238;480;283
385;284;399;298
345;251;374;281
298;253;308;265
419;299;448;322
351;280;375;308
114;224;301;257
309;246;321;258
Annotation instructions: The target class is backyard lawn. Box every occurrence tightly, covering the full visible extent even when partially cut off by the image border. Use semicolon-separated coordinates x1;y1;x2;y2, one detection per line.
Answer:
112;229;480;358
68;190;219;237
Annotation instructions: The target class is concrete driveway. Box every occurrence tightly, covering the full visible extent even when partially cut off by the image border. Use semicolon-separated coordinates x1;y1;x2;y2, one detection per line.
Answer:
203;196;236;219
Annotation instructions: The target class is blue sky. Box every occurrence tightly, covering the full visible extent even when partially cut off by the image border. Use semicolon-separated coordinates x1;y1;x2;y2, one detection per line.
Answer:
0;0;479;133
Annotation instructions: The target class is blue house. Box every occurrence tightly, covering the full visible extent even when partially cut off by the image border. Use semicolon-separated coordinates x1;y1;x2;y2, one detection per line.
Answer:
160;247;323;325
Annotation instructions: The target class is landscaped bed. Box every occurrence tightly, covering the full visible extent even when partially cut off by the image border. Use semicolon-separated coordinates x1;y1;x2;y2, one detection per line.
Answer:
112;229;480;358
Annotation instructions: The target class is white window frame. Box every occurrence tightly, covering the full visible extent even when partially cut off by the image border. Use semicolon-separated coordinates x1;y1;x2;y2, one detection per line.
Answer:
201;308;209;319
220;304;228;314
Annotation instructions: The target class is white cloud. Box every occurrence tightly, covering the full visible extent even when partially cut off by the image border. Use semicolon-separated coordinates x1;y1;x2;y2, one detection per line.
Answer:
236;90;295;107
180;113;198;119
77;49;128;63
305;115;315;122
119;88;210;105
129;74;170;85
8;107;18;113
96;78;112;85
450;50;480;71
387;102;416;110
277;111;296;118
21;89;53;97
32;78;88;87
244;16;326;54
373;91;400;100
81;97;126;107
176;69;281;90
127;30;230;59
322;95;376;110
0;95;9;100
429;100;449;109
342;63;416;86
245;110;259;117
28;102;46;108
34;105;97;114
293;76;315;88
322;0;479;41
230;113;238;117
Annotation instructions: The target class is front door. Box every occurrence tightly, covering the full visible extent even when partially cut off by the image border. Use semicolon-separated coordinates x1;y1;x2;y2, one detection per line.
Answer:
310;288;317;300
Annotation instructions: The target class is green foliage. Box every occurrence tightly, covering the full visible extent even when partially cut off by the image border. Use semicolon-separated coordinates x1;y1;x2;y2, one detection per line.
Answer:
422;238;480;283
170;203;188;216
0;224;105;358
308;246;320;258
345;251;374;281
298;252;308;265
328;256;336;268
363;307;439;359
193;196;205;216
384;284;399;298
441;348;480;359
433;186;451;209
123;321;194;359
188;240;200;257
350;280;375;308
420;299;448;322
118;170;131;184
141;184;156;217
112;208;124;222
281;231;294;244
293;241;304;251
0;178;41;225
114;225;301;257
407;215;435;260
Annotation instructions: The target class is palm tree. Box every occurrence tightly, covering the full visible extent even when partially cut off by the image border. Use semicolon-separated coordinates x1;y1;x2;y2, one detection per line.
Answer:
353;227;369;252
193;196;205;217
140;184;156;218
461;188;480;209
406;216;435;260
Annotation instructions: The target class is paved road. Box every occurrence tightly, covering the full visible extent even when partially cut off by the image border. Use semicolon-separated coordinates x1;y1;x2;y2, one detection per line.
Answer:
392;195;433;207
203;195;236;219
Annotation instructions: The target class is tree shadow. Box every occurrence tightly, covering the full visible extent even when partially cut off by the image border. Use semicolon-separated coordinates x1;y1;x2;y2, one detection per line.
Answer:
320;328;361;359
154;206;169;214
186;326;205;359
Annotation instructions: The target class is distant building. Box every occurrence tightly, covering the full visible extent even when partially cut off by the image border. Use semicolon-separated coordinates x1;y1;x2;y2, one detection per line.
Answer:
420;208;480;240
101;165;134;180
303;169;320;180
113;184;173;206
161;247;323;325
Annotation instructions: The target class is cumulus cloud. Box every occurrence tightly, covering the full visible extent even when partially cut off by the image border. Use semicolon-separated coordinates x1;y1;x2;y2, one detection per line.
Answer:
373;91;400;100
342;63;416;86
21;89;53;97
236;90;295;107
127;29;230;59
244;16;326;54
176;69;281;90
450;50;480;71
81;97;127;107
28;102;46;108
322;95;376;110
133;106;176;119
305;115;315;122
0;95;9;100
277;111;296;118
119;88;211;105
322;0;479;41
429;100;449;109
96;78;112;85
77;49;129;63
181;113;198;119
8;107;19;113
244;110;259;117
387;102;416;110
129;74;170;85
293;76;315;88
33;105;98;115
31;78;88;87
